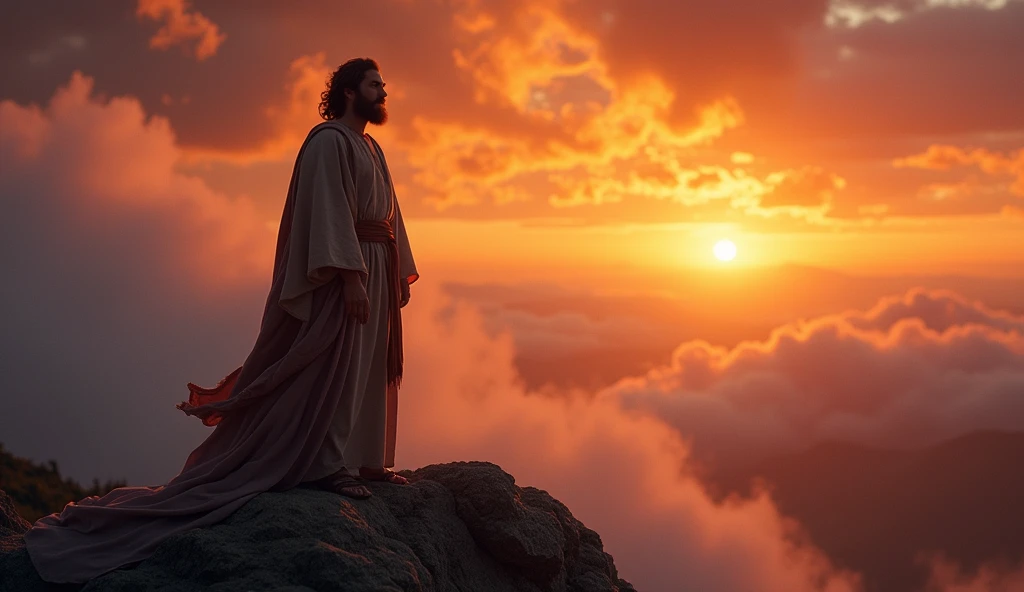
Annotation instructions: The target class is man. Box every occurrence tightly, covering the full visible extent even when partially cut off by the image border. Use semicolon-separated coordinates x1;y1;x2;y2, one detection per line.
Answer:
180;57;418;498
24;58;419;584
288;57;420;497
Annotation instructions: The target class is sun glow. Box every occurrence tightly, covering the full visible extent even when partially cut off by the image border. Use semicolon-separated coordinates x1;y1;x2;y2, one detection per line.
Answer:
714;239;737;262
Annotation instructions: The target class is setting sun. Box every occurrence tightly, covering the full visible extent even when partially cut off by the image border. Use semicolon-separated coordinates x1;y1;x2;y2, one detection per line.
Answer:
714;239;737;262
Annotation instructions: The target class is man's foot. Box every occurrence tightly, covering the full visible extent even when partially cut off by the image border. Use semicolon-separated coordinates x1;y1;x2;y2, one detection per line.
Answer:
358;467;409;485
310;470;372;499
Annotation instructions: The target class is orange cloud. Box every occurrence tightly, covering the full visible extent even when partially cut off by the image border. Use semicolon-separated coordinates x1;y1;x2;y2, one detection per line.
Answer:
894;144;1024;196
731;151;755;164
397;2;749;211
451;4;609;114
103;1;870;229
14;0;1016;232
923;554;1024;592
606;288;1024;469
136;0;226;61
0;71;273;290
387;3;853;227
396;281;863;592
761;166;847;208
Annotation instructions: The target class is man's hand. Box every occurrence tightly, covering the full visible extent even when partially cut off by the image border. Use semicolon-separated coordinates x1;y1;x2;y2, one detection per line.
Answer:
341;273;370;324
400;278;411;308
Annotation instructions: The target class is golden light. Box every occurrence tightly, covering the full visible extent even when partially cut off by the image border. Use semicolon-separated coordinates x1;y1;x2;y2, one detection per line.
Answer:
714;239;737;262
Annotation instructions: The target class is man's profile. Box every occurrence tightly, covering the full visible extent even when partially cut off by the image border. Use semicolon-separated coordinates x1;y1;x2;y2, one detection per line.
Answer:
23;57;420;584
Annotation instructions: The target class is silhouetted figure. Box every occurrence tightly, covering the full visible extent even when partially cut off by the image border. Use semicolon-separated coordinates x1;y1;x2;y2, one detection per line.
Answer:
24;57;419;584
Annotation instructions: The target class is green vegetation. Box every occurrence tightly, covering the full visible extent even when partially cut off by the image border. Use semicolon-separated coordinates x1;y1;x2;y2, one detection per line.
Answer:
0;442;126;523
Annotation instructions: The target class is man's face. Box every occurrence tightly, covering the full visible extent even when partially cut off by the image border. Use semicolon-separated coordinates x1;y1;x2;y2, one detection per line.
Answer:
350;70;387;125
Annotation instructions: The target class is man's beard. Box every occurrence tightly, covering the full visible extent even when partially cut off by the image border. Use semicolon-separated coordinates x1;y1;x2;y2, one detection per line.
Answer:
353;93;387;125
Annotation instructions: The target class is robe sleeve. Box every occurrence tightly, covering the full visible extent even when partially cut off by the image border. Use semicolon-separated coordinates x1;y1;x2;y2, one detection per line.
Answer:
393;193;420;285
368;134;419;286
279;129;367;322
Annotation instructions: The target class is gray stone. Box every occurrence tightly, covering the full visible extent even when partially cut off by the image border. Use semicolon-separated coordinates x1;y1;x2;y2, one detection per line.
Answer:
1;462;635;592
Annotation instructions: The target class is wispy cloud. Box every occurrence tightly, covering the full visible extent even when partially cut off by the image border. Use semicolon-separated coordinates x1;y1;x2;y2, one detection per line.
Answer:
136;0;226;61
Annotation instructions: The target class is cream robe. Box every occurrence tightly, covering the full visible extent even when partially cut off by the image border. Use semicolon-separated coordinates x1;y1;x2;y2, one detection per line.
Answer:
294;122;420;478
23;121;419;583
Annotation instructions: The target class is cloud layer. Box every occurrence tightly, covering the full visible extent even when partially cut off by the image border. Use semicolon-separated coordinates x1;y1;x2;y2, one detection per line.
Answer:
0;70;870;592
8;0;1022;231
393;282;866;592
0;72;276;490
2;43;1022;592
925;555;1024;592
606;288;1024;469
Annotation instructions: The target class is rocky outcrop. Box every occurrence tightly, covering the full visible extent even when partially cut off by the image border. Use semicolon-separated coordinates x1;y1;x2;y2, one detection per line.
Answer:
0;461;634;592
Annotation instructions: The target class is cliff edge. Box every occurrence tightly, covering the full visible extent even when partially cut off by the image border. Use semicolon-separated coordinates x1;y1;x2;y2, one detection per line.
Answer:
0;461;634;592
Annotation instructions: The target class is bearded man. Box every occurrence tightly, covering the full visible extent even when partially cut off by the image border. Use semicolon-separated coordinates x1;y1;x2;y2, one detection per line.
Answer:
24;58;419;584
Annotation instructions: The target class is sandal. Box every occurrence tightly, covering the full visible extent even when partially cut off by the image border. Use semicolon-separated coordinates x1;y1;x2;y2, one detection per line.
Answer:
358;467;409;485
307;470;372;499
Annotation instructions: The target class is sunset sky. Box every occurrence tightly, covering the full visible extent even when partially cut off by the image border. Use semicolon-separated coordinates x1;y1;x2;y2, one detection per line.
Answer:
2;1;1024;591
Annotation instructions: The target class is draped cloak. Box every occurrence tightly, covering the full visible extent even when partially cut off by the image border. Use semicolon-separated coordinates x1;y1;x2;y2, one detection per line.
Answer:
22;121;419;584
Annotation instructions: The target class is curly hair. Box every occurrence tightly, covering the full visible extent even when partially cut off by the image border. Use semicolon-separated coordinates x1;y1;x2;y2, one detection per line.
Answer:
318;58;381;120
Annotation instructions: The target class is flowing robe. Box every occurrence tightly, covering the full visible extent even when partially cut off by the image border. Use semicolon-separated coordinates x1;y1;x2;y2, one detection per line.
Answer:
23;121;419;583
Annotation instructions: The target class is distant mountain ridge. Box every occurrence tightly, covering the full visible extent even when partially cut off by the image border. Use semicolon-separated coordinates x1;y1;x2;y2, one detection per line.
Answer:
0;442;126;523
710;430;1024;592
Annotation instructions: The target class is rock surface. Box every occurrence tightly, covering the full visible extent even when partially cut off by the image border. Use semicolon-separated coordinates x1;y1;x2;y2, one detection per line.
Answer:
0;461;634;592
